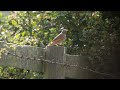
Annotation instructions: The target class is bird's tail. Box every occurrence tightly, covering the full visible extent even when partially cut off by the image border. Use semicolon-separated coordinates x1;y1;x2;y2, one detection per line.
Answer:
40;42;45;48
44;42;54;49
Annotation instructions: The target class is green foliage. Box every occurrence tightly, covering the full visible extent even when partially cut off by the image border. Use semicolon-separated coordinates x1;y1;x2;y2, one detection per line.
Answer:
0;67;43;79
100;11;120;20
0;11;120;79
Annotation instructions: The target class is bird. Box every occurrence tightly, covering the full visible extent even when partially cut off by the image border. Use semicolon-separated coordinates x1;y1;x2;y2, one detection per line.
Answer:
47;29;68;47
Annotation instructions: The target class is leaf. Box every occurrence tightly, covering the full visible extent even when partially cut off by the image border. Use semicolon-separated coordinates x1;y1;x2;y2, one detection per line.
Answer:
0;12;2;18
32;21;37;26
22;31;26;36
15;34;20;39
11;20;18;26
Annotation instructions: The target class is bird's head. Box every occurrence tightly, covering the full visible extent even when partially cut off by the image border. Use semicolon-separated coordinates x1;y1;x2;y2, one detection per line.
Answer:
61;29;68;34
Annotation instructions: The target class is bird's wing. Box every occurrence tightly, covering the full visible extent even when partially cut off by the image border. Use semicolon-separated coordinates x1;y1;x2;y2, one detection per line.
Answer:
52;33;62;41
48;33;65;46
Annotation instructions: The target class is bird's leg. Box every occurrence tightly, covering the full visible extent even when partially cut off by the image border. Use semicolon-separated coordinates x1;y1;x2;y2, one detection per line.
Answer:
59;43;63;46
55;44;58;46
52;44;57;46
53;44;59;46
